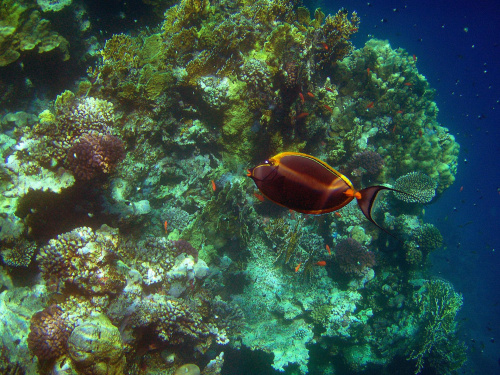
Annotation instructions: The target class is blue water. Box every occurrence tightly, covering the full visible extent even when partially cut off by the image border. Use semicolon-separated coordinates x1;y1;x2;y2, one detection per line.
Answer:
316;0;500;373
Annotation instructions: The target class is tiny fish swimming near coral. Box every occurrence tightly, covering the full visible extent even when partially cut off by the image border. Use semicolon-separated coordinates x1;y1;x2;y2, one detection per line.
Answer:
247;152;411;237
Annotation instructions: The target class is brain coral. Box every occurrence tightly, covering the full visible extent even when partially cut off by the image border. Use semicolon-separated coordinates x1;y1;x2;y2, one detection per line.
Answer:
335;238;376;276
67;314;125;375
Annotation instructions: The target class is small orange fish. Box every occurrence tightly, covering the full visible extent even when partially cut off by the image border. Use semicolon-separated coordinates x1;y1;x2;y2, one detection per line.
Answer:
334;212;342;218
392;124;397;133
306;92;315;98
295;263;302;272
253;192;265;202
459;186;464;192
404;82;413;86
324;104;333;112
366;101;374;109
320;42;329;50
367;67;371;75
325;87;334;93
396;110;403;114
418;129;423;137
164;220;168;234
326;244;331;255
211;180;216;191
316;261;327;266
295;112;309;120
299;92;305;104
413;54;417;62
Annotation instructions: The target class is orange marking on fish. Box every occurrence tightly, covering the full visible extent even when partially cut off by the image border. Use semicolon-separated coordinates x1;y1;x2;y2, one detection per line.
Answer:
326;244;331;255
299;92;305;104
404;82;413;86
253;192;265;202
334;212;342;218
344;189;362;200
316;261;327;266
366;101;374;109
211;180;216;191
295;263;302;272
164;220;168;234
295;112;309;120
324;104;333;112
246;169;252;176
306;92;314;98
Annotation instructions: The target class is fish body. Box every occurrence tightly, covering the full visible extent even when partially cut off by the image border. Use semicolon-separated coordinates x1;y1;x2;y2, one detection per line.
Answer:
247;152;405;236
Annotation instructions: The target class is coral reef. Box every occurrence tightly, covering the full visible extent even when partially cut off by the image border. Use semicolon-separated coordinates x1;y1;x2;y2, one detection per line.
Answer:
0;1;464;374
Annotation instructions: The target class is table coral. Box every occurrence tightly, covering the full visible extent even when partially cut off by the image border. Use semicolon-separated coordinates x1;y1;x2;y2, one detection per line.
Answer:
393;171;437;203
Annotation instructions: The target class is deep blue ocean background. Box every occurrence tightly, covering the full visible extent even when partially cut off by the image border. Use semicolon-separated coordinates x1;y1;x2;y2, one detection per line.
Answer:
312;0;500;373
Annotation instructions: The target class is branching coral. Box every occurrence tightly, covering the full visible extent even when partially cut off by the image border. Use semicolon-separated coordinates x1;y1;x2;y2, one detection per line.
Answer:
345;150;384;178
129;293;210;344
335;238;376;276
66;133;125;180
0;238;36;267
413;223;443;252
408;279;466;374
27;304;72;362
37;226;125;294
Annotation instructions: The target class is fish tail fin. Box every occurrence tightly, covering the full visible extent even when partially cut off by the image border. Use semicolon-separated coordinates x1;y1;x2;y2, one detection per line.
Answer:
356;186;399;240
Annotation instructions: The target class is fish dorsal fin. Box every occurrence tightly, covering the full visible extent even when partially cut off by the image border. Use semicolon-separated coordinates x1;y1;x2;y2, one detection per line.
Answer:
356;186;398;239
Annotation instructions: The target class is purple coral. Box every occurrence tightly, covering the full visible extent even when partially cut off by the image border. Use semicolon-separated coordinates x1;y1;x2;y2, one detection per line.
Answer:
67;133;125;180
346;151;384;177
335;238;376;276
170;239;198;261
28;305;71;361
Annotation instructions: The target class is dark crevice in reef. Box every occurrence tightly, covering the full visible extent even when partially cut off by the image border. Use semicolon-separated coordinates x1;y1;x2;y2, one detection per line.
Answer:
15;184;110;243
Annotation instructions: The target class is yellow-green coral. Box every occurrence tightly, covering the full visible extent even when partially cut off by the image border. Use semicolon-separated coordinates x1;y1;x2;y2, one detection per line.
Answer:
409;280;466;374
0;2;69;66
